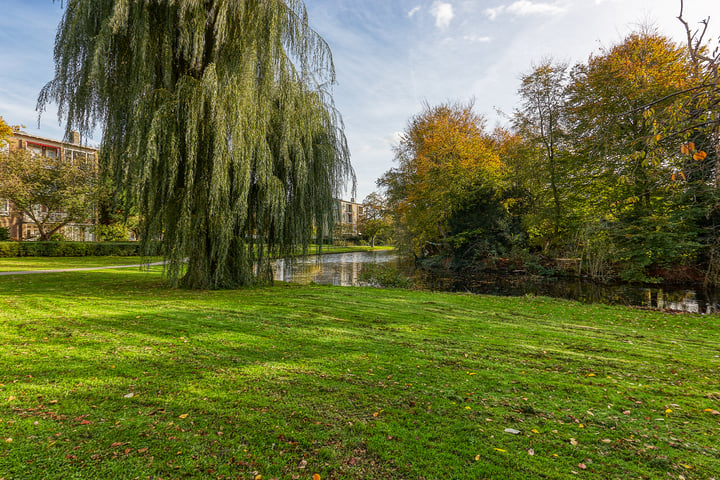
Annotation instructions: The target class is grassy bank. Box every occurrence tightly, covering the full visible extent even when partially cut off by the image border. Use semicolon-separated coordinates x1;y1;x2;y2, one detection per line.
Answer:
0;267;718;479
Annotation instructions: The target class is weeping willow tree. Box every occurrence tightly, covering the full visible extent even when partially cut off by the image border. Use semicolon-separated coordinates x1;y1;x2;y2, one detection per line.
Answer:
38;0;353;289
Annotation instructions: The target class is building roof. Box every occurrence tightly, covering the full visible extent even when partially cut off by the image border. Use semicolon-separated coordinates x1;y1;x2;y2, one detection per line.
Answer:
12;130;98;152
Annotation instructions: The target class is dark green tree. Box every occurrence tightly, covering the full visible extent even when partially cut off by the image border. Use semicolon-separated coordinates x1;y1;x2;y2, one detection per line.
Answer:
39;0;353;289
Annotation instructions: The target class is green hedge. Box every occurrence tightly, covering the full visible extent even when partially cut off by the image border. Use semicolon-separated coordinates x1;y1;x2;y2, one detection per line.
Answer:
0;242;160;257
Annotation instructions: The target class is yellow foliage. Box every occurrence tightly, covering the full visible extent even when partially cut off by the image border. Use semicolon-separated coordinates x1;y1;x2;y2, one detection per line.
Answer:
0;117;13;145
386;102;504;253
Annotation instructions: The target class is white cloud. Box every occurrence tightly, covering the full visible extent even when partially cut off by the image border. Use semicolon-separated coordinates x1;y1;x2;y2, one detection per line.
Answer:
430;1;454;28
484;6;504;21
485;1;566;20
508;1;566;16
408;6;421;18
463;35;492;43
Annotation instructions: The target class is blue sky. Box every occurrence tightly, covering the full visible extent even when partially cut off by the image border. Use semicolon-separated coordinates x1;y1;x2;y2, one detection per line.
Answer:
1;0;717;200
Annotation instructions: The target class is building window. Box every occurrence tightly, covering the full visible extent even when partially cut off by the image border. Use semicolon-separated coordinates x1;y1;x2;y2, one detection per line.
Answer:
66;149;91;166
26;142;59;159
24;225;40;240
0;199;9;216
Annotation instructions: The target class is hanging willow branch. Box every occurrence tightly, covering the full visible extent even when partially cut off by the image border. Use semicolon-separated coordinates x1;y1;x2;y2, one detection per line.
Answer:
39;0;354;289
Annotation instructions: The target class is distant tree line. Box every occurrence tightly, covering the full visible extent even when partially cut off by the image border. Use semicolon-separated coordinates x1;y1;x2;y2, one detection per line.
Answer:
374;17;719;284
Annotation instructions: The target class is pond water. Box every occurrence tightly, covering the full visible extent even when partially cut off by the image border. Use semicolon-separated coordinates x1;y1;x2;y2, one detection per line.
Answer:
274;250;720;314
273;250;399;286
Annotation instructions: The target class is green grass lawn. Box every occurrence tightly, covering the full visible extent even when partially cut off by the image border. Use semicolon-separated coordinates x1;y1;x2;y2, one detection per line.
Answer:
0;256;162;272
0;266;718;479
0;246;392;272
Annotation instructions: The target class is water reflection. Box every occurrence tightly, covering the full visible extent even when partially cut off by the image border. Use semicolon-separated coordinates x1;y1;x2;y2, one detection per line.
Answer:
448;275;720;314
273;250;398;286
274;250;720;314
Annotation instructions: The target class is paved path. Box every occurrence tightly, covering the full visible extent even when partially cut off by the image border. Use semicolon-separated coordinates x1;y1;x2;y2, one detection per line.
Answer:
0;261;168;276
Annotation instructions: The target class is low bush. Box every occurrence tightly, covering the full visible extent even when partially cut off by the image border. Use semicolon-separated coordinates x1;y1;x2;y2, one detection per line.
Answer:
0;241;155;257
359;263;413;288
0;242;21;257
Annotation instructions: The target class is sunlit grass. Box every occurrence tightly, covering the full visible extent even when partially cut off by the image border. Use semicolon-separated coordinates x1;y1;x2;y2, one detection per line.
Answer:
0;245;392;272
0;256;163;272
0;267;718;479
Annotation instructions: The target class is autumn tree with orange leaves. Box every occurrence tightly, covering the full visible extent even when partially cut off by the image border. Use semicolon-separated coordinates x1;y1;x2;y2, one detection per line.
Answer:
379;101;505;256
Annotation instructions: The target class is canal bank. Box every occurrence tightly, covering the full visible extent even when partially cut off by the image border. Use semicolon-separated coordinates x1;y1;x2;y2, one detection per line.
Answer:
275;249;720;313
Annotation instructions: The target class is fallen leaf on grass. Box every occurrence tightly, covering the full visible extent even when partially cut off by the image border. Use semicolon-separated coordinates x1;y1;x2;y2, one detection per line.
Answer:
312;475;321;480
179;414;189;419
137;448;149;453
578;463;587;470
110;442;125;448
123;393;134;398
680;464;693;469
494;448;507;453
703;409;720;415
504;428;521;435
474;455;481;461
5;438;11;443
570;438;578;446
528;449;535;456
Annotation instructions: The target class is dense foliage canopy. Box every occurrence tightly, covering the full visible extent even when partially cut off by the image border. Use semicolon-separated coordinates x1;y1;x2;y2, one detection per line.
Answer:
39;0;353;289
379;25;720;284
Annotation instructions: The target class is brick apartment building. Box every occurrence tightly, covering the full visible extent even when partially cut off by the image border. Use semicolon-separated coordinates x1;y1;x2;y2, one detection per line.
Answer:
0;130;98;241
